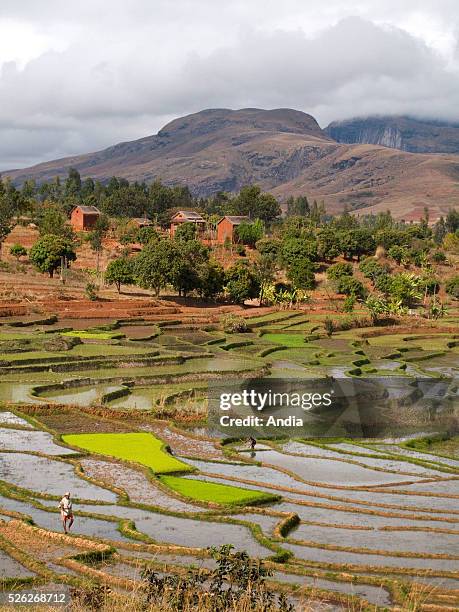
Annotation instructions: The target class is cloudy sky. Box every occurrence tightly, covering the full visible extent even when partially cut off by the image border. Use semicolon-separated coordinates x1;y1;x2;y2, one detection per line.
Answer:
1;0;459;170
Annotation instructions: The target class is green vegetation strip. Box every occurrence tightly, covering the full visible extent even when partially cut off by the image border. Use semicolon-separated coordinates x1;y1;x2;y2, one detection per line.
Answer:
160;475;279;506
62;330;124;340
62;432;193;474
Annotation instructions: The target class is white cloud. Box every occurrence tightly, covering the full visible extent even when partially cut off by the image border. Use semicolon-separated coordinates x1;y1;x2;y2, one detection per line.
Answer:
1;1;459;170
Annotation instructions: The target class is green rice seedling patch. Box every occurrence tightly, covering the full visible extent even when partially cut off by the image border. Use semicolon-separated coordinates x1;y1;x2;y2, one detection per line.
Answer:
261;333;311;348
160;475;279;506
245;311;302;324
62;432;193;474
61;330;124;340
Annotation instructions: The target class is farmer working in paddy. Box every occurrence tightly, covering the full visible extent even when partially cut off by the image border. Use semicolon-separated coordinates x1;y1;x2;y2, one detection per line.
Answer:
58;492;74;534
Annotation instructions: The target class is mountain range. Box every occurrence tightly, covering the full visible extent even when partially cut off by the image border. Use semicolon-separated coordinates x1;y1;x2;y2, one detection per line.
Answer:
5;108;459;220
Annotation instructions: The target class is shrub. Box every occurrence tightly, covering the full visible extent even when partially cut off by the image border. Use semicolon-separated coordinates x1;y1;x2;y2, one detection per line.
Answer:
326;262;353;280
342;295;356;312
85;282;98;301
335;276;368;300
445;275;459;298
234;244;246;256
221;313;249;333
431;250;446;264
359;257;388;281
388;245;409;265
323;317;335;337
9;244;27;260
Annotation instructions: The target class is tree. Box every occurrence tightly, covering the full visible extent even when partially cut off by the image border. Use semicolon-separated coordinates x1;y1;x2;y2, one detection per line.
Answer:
255;254;277;305
445;208;459;233
10;244;27;260
134;239;177;296
224;261;260;304
445;275;459;299
29;234;76;278
0;177;23;258
339;228;375;260
197;260;225;300
231;185;281;222
388;273;422;307
65;168;82;198
136;226;159;245
280;236;318;267
235;219;264;246
326;262;353;281
255;238;281;257
317;227;341;261
37;204;74;239
334;276;368;300
286;195;310;217
286;258;315;290
174;222;197;242
105;257;135;293
443;232;459;254
170;240;209;297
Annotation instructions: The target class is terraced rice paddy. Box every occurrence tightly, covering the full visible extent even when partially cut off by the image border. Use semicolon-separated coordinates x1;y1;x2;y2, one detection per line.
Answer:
0;310;457;609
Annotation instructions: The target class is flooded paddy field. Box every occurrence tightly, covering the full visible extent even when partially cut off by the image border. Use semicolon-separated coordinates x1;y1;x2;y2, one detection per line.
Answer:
0;312;457;610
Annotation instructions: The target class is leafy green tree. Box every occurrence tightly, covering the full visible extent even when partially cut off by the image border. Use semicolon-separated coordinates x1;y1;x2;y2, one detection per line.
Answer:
317;227;341;261
170;240;209;297
105;257;135;293
174;222;197;242
445;208;459;233
443;232;459;254
445;275;459;298
9;244;27;260
433;217;447;245
286;195;310;217
0;177;24;257
335;276;368;300
134;239;178;296
235;219;264;246
224;260;260;304
65;167;82;198
280;236;318;266
326;262;353;281
37;204;74;239
388;245;409;265
286;258;315;290
197;260;225;300
29;235;76;277
339;228;375;260
136;226;159;245
255;238;281;257
231;185;281;222
359;258;388;282
255;254;277;305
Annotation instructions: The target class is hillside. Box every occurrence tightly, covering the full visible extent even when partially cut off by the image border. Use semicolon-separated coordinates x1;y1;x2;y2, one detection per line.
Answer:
326;115;459;154
5;108;459;220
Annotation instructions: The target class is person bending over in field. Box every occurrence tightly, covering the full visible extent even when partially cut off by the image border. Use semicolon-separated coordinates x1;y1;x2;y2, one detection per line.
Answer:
58;492;74;534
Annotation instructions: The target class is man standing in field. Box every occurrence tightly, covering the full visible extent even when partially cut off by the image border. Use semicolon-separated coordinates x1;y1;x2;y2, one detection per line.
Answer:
58;492;74;534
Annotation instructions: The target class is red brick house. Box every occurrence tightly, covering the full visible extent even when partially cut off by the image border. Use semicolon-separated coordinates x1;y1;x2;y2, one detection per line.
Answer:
170;210;206;237
70;205;101;231
216;216;250;244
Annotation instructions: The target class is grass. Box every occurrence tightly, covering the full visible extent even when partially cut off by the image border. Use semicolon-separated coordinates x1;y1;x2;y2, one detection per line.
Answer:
160;475;279;506
62;432;193;474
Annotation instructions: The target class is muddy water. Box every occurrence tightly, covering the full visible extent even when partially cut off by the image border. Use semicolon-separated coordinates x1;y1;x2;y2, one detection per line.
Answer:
281;442;446;477
272;572;391;607
290;523;459;556
77;504;270;556
0;383;43;404
43;385;122;407
274;502;459;530
373;445;459;469
0;429;76;455
388;479;459;495
0;411;34;428
249;449;427;486
0;453;117;501
0;549;35;577
0;495;130;542
80;458;200;512
228;512;281;534
283;543;459;571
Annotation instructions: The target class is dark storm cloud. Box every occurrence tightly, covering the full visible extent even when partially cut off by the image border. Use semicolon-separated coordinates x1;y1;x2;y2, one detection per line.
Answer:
1;1;459;169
